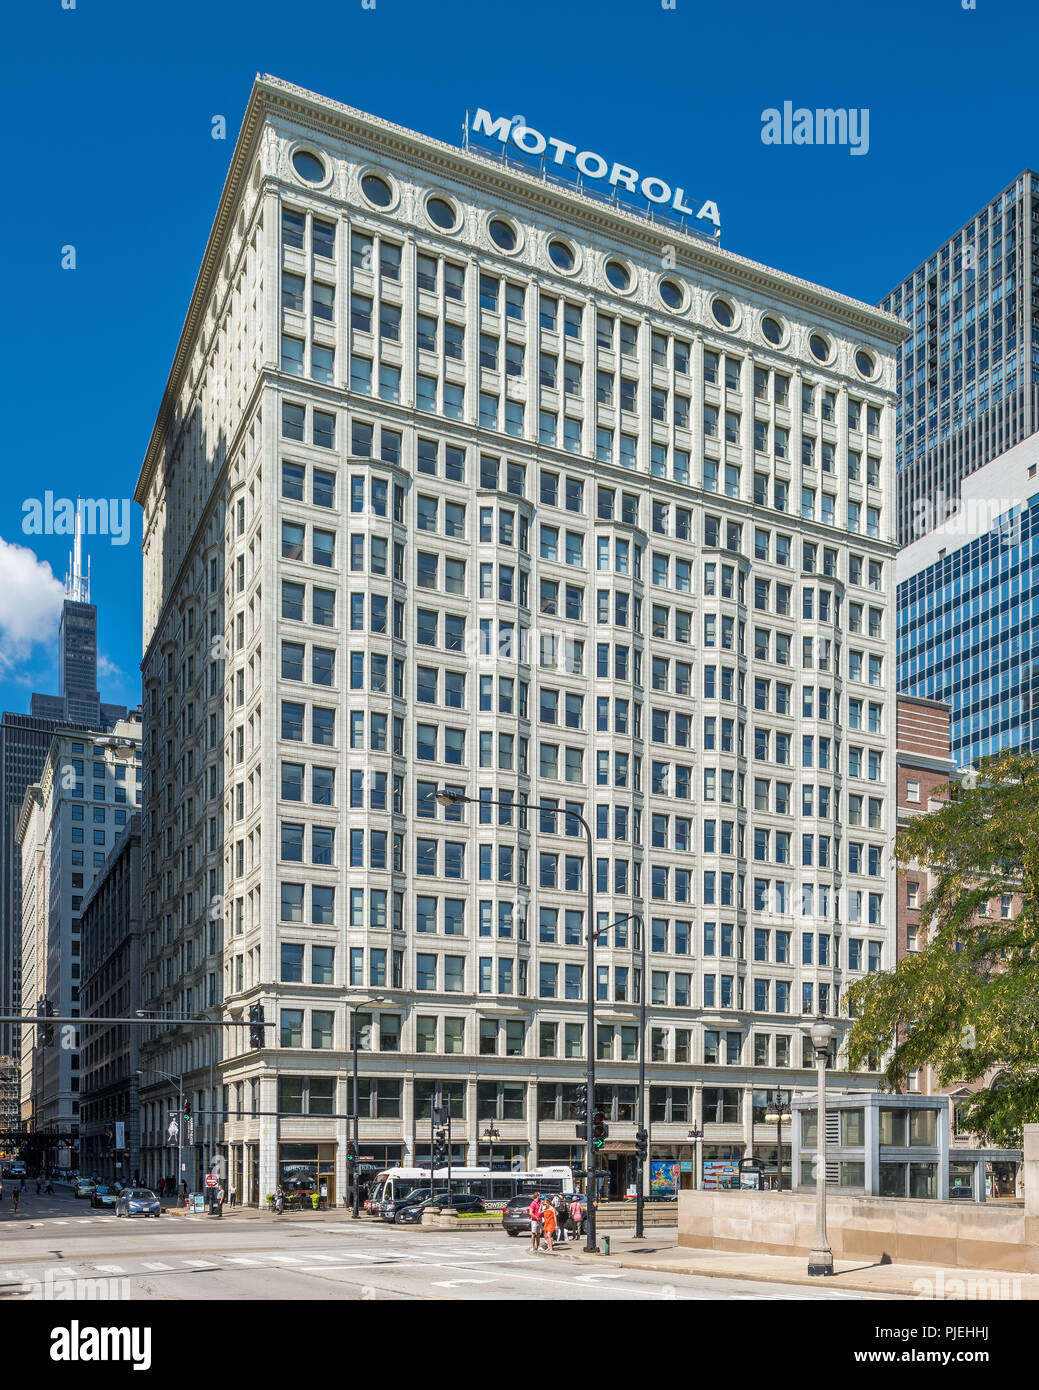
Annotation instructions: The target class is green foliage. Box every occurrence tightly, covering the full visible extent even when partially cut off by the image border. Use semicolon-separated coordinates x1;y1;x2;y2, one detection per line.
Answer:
845;751;1039;1146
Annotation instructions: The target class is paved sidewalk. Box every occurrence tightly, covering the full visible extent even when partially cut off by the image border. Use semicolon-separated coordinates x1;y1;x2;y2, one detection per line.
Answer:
557;1236;1039;1299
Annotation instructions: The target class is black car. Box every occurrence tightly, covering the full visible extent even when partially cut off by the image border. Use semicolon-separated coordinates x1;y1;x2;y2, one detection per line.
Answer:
380;1187;433;1222
501;1192;585;1237
394;1193;486;1225
91;1185;118;1209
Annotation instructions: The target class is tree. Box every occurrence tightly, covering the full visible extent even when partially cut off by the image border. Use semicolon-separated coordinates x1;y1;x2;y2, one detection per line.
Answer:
845;751;1039;1146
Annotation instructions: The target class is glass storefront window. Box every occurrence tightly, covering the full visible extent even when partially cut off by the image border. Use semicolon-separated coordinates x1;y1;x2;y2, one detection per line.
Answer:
949;1162;975;1200
878;1108;906;1146
839;1161;865;1187
278;1142;336;1200
879;1162;906;1197
840;1109;864;1147
801;1109;817;1147
909;1110;937;1147
909;1162;938;1199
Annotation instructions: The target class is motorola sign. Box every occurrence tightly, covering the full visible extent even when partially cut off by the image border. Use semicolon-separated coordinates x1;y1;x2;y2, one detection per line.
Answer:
469;109;720;233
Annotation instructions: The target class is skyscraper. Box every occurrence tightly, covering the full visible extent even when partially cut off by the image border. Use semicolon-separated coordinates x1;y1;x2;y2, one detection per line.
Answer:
134;76;904;1203
0;511;125;1056
880;170;1039;547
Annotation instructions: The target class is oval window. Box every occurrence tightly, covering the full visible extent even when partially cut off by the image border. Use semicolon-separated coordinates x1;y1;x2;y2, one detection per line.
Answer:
660;279;684;310
292;150;326;184
605;260;630;291
809;332;831;362
549;239;575;271
712;297;734;328
489;218;517;250
427;197;457;230
361;174;393;207
855;348;876;378
761;315;783;345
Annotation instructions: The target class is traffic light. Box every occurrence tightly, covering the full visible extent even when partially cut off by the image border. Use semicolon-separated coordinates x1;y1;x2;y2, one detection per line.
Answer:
575;1083;588;1138
345;1142;357;1167
634;1128;648;1163
183;1099;192;1118
37;997;55;1048
592;1110;608;1150
249;1003;265;1048
431;1128;448;1167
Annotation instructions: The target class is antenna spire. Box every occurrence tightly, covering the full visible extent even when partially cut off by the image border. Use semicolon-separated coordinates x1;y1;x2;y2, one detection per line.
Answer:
65;499;90;603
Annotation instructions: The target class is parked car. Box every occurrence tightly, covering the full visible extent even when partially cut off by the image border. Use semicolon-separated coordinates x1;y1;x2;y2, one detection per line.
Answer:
74;1179;97;1200
91;1184;118;1209
394;1193;486;1225
501;1192;586;1237
115;1188;161;1218
379;1187;432;1221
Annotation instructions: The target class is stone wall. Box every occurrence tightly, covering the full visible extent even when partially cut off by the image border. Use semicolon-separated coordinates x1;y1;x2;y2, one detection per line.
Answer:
677;1125;1039;1273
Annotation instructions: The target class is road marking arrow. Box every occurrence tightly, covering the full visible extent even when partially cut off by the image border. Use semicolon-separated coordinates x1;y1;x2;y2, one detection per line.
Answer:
430;1278;497;1288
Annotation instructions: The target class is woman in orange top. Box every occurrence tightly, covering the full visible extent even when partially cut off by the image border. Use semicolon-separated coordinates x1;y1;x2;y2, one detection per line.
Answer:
540;1194;557;1252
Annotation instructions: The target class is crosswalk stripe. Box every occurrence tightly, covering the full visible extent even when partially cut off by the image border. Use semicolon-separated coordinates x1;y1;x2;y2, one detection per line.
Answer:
142;1262;173;1271
95;1265;126;1275
224;1256;261;1265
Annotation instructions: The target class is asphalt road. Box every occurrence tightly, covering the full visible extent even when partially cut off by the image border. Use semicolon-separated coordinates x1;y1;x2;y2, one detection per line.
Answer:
0;1189;898;1301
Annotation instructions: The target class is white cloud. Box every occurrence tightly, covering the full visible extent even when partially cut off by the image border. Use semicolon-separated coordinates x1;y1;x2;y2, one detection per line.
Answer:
97;653;122;682
0;535;64;675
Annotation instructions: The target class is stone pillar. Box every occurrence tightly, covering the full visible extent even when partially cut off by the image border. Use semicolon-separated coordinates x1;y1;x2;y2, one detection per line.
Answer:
258;1074;279;1203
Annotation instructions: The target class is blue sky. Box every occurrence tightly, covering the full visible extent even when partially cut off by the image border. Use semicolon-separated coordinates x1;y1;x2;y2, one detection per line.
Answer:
1;0;1035;714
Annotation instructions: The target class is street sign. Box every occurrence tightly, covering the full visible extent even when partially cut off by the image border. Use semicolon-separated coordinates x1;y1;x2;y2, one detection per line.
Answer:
205;1174;219;1188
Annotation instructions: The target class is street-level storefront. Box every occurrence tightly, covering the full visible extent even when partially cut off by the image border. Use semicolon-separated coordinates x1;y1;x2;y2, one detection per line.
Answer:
752;1143;793;1191
701;1144;744;1189
278;1143;336;1204
648;1145;697;1197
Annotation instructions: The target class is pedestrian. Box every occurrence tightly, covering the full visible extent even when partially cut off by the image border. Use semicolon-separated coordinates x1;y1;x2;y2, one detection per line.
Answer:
215;1185;225;1217
552;1192;569;1243
569;1194;583;1239
157;1177;164;1199
528;1194;542;1252
228;1182;237;1209
35;1179;41;1195
45;1178;53;1195
12;1188;19;1213
540;1194;557;1253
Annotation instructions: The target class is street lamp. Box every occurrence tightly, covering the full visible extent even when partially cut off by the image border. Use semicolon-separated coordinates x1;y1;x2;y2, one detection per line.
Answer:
687;1126;704;1191
482;1125;501;1169
807;1016;837;1276
605;910;647;1237
764;1091;791;1191
350;995;390;1218
436;786;599;1253
137;1066;184;1203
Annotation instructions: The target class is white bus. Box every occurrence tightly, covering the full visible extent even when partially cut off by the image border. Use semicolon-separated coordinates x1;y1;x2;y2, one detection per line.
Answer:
366;1165;574;1215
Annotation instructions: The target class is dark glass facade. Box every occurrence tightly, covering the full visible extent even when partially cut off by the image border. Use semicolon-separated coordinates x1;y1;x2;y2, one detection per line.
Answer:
897;493;1039;761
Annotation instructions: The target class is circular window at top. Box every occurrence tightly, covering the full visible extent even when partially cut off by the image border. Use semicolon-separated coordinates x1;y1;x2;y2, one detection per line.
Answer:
427;196;458;231
549;239;575;272
761;315;784;345
711;297;735;328
489;218;517;251
855;348;876;379
292;150;326;184
605;259;631;292
361;173;393;207
659;278;684;310
809;332;831;362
